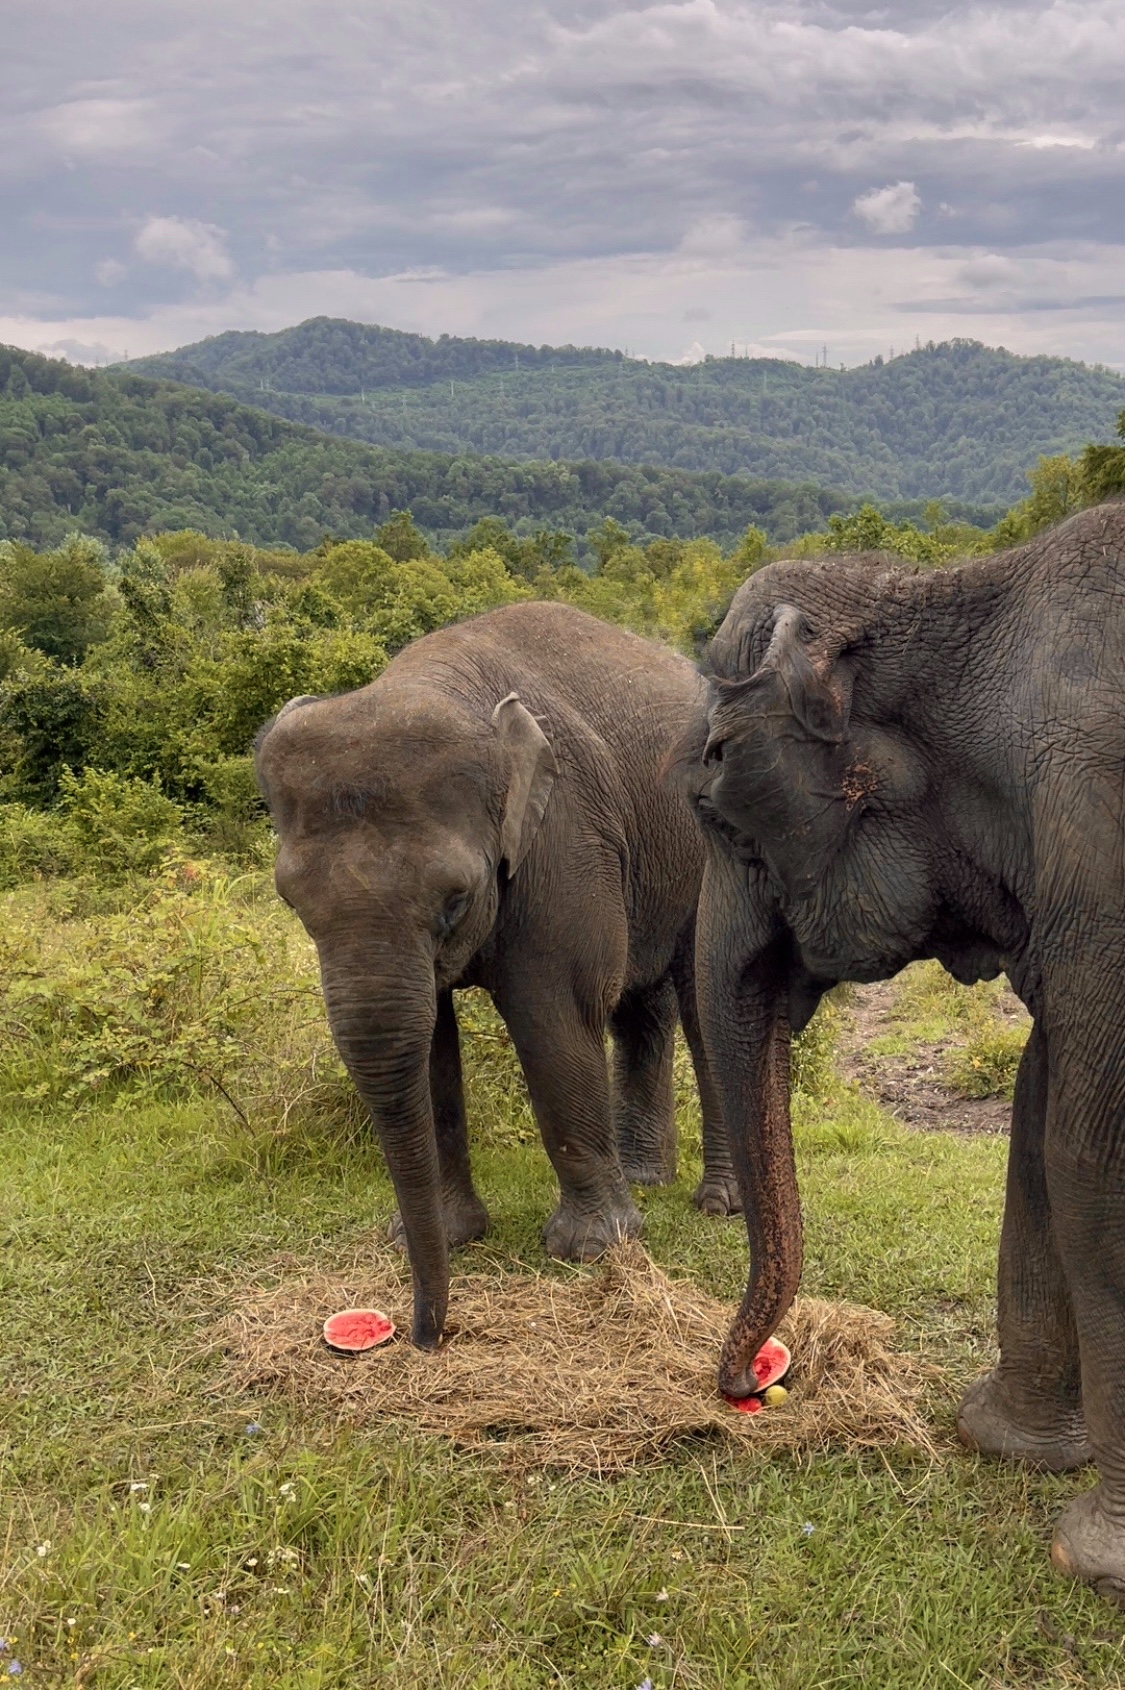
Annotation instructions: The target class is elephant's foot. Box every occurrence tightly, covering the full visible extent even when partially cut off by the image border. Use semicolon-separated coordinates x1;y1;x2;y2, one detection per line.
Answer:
388;1189;490;1253
956;1370;1091;1472
543;1193;642;1262
1050;1485;1125;1607
619;1151;677;1187
617;1119;676;1187
692;1170;742;1217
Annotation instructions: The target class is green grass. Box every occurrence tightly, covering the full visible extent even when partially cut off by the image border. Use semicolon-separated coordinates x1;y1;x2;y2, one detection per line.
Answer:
0;886;1120;1687
866;961;1031;1102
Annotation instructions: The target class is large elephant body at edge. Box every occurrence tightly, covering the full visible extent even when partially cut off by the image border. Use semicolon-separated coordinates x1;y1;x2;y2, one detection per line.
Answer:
682;502;1124;1603
256;601;735;1357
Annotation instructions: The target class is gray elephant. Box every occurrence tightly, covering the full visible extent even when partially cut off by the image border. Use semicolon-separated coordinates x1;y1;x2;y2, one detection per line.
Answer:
679;502;1124;1603
255;600;736;1353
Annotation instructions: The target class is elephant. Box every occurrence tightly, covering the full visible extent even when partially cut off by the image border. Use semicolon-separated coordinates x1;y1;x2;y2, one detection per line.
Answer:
254;599;737;1355
678;501;1124;1604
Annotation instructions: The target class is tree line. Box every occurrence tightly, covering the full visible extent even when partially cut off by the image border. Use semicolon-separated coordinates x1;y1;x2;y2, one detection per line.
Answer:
0;415;1118;886
130;326;1125;506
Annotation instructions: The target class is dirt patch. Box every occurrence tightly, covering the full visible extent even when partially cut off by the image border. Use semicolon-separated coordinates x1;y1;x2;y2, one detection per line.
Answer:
838;980;1014;1136
204;1240;942;1474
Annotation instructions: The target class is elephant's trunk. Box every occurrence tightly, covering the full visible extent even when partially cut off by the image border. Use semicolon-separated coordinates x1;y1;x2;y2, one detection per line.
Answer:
319;942;447;1350
717;948;803;1397
695;862;803;1398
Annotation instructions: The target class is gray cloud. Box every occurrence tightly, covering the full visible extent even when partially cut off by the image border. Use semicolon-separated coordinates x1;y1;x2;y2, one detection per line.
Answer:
1;1;1121;365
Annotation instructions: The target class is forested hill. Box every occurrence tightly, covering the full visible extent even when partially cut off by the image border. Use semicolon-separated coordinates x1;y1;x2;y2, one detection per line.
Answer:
129;317;621;391
128;323;1125;507
0;345;846;551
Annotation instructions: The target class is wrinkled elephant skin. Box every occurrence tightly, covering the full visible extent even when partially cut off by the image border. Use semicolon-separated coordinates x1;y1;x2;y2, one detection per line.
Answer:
681;503;1124;1604
255;602;736;1354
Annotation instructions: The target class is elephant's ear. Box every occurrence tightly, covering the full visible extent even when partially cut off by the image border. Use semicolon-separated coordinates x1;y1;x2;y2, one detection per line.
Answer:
491;692;558;874
757;605;848;741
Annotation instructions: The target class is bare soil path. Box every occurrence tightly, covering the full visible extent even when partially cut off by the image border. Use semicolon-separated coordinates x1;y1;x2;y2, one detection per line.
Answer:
837;980;1016;1136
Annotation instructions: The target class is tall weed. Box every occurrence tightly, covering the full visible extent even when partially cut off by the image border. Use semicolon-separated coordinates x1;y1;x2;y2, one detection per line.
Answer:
0;866;356;1139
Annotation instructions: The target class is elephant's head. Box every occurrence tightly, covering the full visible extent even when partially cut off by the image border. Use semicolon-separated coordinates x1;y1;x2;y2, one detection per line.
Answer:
254;681;557;1349
681;560;950;1395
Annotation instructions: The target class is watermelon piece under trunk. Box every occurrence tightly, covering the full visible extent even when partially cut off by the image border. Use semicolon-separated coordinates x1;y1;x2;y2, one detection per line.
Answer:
322;1308;395;1354
723;1336;791;1410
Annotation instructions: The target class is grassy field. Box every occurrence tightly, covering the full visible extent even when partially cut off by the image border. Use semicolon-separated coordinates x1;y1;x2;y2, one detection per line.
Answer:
0;874;1122;1688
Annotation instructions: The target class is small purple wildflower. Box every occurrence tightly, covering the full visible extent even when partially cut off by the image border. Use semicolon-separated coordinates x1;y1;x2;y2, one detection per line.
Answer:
800;1521;815;1538
8;1663;23;1678
244;1422;262;1436
635;1678;654;1690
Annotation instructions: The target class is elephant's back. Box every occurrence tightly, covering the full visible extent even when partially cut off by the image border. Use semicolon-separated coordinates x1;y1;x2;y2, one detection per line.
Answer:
397;599;702;751
389;601;706;978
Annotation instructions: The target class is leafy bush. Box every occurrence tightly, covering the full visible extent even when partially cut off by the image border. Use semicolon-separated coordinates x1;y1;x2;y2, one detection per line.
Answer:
947;1022;1027;1100
0;869;356;1137
822;504;988;567
0;804;75;889
791;991;845;1103
0;533;114;662
57;767;185;879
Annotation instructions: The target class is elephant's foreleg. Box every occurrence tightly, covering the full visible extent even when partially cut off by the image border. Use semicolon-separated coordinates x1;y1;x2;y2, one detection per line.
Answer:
499;986;641;1261
957;1021;1090;1470
611;976;678;1186
389;990;489;1250
671;926;740;1217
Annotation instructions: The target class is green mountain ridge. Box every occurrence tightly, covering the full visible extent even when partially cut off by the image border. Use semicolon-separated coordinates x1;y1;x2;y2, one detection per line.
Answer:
127;319;1125;506
0;345;847;552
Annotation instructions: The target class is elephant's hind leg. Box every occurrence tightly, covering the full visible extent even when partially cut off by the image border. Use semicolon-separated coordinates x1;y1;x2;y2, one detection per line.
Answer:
611;976;678;1186
388;990;489;1251
672;926;740;1216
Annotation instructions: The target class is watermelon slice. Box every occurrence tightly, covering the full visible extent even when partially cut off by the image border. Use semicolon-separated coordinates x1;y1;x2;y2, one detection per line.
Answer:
725;1392;763;1415
322;1308;395;1354
722;1336;792;1411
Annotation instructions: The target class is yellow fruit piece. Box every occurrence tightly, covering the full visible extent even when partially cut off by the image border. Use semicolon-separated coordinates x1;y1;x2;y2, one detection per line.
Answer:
762;1385;789;1407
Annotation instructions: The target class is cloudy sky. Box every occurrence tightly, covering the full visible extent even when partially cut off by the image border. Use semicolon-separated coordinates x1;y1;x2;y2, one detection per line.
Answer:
2;0;1122;368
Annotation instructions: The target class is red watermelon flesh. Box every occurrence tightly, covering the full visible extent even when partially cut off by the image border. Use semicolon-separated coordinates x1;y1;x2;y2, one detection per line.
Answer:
322;1308;395;1354
722;1336;792;1410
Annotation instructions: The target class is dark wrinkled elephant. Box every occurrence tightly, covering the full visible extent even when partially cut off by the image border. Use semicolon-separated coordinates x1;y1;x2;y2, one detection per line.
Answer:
255;601;736;1353
680;503;1124;1604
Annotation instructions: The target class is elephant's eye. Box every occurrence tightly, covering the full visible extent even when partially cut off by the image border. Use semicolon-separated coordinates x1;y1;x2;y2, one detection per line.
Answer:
437;890;471;936
702;736;725;766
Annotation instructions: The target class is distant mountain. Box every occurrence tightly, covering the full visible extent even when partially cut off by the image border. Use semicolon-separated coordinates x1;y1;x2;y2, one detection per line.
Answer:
0;345;847;552
128;320;1125;507
129;318;621;393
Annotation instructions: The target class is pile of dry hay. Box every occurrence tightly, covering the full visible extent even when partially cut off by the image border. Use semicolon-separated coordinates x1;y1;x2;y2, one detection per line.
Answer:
210;1241;942;1474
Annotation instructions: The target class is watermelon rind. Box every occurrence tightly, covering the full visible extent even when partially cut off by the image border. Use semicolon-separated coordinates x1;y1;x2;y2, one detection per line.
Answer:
722;1336;792;1410
322;1308;395;1354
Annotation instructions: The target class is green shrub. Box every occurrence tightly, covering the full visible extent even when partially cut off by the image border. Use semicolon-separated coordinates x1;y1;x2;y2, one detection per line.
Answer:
0;803;76;888
791;990;845;1102
57;766;185;879
0;533;114;663
0;868;352;1133
947;1021;1027;1100
0;663;105;803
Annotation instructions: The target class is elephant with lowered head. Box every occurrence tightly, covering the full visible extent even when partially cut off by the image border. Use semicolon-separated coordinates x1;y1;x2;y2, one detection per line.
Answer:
255;601;736;1355
680;502;1124;1604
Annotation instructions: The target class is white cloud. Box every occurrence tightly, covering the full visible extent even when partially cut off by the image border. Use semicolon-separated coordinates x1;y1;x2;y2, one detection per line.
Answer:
134;216;233;282
669;340;708;365
37;97;156;158
957;254;1018;289
95;258;127;287
2;2;1123;364
3;234;1122;372
852;181;923;236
